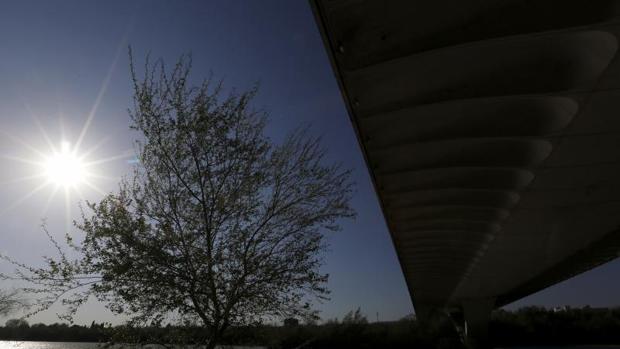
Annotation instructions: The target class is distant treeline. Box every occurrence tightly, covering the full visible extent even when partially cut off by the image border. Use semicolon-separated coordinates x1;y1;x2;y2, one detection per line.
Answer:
1;306;619;348
0;320;108;342
491;306;620;346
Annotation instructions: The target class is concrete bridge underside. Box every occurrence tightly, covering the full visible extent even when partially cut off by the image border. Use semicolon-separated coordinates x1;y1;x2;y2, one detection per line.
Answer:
312;0;620;346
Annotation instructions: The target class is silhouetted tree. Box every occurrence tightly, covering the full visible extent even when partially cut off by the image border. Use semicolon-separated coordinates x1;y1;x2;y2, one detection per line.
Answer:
342;307;368;324
5;51;355;349
5;318;28;328
283;318;300;327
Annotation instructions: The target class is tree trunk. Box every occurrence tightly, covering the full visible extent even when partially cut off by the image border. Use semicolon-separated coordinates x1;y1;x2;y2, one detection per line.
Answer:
205;324;226;349
205;338;218;349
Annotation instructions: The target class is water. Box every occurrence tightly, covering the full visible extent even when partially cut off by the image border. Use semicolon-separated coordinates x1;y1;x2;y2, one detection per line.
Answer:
0;343;98;349
0;343;616;349
0;343;264;349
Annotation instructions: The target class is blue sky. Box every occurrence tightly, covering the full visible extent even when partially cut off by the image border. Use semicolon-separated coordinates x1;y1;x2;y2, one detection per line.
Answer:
0;0;616;325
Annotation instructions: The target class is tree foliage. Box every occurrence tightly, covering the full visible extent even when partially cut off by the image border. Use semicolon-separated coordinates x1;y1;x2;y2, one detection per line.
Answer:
342;307;368;325
4;52;355;348
5;318;28;328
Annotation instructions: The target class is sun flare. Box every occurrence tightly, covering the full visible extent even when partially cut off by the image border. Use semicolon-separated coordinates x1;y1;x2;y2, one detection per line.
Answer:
0;43;130;225
44;141;86;188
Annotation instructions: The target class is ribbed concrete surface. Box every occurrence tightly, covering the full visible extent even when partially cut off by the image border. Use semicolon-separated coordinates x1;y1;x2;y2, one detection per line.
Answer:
312;0;620;312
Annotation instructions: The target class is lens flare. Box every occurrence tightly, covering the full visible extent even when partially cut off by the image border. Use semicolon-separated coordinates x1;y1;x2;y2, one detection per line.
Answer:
44;141;86;188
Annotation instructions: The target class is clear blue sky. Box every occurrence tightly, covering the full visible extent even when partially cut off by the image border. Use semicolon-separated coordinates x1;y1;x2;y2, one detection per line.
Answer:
0;0;617;325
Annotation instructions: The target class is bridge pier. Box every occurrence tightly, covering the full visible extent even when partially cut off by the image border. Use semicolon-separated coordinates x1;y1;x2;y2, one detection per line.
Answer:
462;298;495;349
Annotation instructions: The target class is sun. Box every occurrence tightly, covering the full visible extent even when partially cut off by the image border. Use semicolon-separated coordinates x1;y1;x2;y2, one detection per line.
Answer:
0;131;131;222
0;42;132;225
44;141;86;188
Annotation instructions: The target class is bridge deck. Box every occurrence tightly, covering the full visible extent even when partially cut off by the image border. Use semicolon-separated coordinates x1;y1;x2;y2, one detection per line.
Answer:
311;0;620;313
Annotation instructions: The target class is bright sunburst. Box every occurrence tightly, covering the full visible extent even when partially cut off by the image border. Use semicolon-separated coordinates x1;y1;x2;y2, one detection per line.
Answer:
0;129;134;228
0;132;120;226
44;141;87;188
0;38;132;228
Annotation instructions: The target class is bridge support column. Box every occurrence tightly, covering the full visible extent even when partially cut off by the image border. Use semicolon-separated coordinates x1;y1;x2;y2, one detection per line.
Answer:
462;298;495;349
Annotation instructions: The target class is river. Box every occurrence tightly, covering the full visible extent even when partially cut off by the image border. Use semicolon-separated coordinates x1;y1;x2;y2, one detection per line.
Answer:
0;342;265;349
0;342;617;348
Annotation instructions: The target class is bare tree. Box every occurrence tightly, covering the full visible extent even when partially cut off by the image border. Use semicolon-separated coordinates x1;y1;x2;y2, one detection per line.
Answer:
3;52;355;348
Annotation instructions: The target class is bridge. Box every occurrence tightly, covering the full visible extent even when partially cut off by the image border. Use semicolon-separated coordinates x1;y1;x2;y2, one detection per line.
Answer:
311;1;620;347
